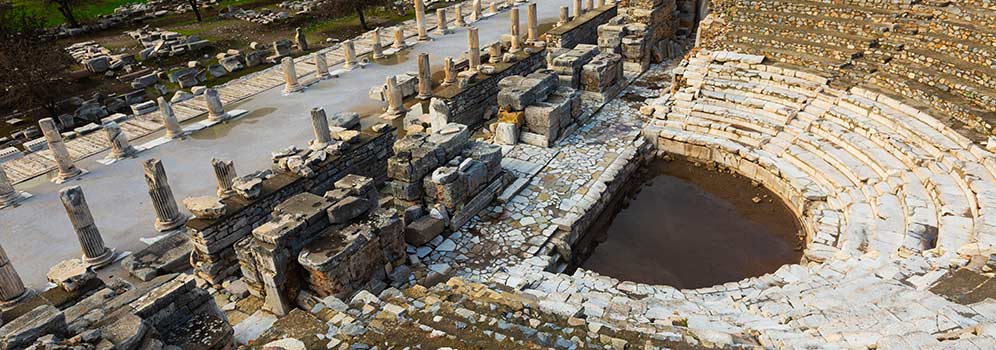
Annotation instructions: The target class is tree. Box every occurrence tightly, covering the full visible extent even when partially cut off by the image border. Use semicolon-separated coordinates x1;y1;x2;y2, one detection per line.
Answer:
47;0;80;28
187;0;202;22
0;2;76;117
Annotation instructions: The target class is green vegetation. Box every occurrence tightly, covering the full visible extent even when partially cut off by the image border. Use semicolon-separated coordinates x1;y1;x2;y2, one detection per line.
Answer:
306;6;412;38
12;0;146;27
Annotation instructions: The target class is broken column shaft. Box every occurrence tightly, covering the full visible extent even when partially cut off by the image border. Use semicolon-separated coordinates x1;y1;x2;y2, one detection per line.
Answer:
315;52;331;79
414;0;429;40
394;28;407;48
417;53;432;99
103;121;137;159
59;186;114;268
435;8;449;35
372;28;385;59
143;158;187;232
158;97;184;139
0;165;22;207
310;107;332;148
527;3;538;42
40;118;83;182
574;0;583;18
443;57;457;86
343;40;357;70
212;159;237;198
0;243;31;306
471;0;481;21
509;7;521;53
468;27;481;72
454;4;465;27
205;88;229;122
282;57;302;94
559;6;569;26
384;75;409;118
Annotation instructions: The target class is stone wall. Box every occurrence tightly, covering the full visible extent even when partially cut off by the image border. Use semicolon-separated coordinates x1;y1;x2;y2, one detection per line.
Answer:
187;128;396;284
437;51;546;129
545;5;620;49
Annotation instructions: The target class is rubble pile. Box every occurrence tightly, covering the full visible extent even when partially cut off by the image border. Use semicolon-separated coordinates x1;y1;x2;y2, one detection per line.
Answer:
383;124;512;246
600;0;680;73
126;27;211;60
492;70;583;147
220;6;292;25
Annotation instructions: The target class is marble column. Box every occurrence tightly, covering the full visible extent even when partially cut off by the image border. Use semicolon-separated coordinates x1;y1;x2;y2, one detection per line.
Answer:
314;52;331;79
585;0;593;12
509;7;521;53
489;1;497;14
343;40;357;70
489;41;502;64
282;57;302;94
573;0;583;18
471;0;481;21
393;28;407;49
157;97;184;139
527;3;538;43
205;88;229;122
212;159;237;199
559;6;569;26
454;4;465;27
468;27;481;72
416;53;432;99
414;0;429;41
143;159;187;232
59;186;114;268
372;28;385;59
310;108;332;149
103;121;137;159
384;75;408;118
596;0;604;8
442;57;457;86
0;165;23;207
0;243;31;307
435;8;449;35
40;118;82;182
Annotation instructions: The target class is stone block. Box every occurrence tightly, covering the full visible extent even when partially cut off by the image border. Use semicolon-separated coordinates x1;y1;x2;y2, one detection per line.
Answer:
426;123;470;159
327;196;371;224
0;305;67;349
405;216;445;246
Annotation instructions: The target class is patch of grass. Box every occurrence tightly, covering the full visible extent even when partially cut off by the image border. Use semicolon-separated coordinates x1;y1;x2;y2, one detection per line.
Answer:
305;7;414;40
12;0;148;27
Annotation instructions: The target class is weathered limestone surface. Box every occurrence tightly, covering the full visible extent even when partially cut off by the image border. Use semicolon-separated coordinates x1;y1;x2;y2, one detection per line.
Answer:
143;158;188;232
59;186;114;268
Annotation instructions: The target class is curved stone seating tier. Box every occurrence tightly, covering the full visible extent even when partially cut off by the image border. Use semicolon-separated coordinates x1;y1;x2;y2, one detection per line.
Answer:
649;50;996;264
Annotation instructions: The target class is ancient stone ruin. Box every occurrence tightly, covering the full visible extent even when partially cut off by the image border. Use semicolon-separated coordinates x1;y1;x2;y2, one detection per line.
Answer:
3;0;996;349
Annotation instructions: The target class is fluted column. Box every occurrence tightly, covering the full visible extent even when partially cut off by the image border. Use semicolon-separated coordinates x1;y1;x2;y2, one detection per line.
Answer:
143;159;187;232
212;159;237;198
315;52;331;79
343;40;357;70
205;88;229;122
393;28;407;49
310;108;332;149
0;165;22;207
442;57;457;86
573;0;582;18
417;53;432;99
414;0;429;41
468;27;481;72
435;8;449;35
471;0;481;21
384;75;408;119
158;97;184;139
527;3;538;43
372;28;384;59
559;6;569;26
509;7;521;53
454;4;465;27
282;57;302;94
59;186;114;268
40;118;83;183
103;121;137;159
0;244;31;306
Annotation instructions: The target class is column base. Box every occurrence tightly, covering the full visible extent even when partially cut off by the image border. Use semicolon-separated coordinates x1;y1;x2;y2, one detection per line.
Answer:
283;83;303;94
53;168;87;184
0;289;35;310
0;191;29;208
83;248;116;269
218;188;236;199
155;213;189;232
382;108;409;120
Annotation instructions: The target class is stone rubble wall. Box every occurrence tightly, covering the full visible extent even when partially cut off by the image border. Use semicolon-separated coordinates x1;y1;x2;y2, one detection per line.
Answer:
544;3;619;49
188;128;395;285
438;49;546;129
